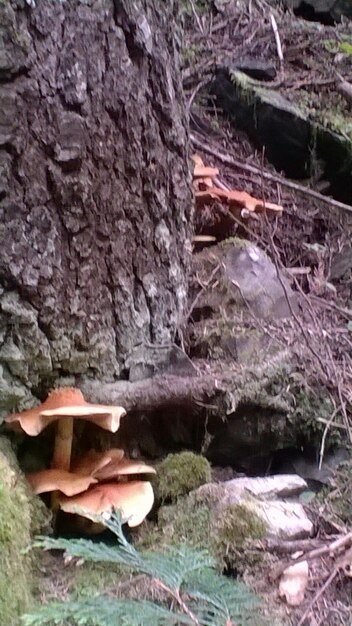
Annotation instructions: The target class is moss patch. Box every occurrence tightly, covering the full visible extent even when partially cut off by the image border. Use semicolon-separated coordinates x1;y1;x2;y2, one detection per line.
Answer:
137;485;267;574
0;437;50;625
155;451;211;502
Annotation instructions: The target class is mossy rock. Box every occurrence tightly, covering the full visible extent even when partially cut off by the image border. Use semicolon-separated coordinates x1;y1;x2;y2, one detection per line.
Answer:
154;451;212;502
0;437;50;625
137;485;267;573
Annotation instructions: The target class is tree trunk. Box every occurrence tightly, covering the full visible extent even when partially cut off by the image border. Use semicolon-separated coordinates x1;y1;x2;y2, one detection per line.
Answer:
0;0;192;411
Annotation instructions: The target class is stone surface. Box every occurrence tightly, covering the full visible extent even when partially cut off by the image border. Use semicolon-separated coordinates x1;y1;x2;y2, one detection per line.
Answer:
196;476;314;541
223;474;309;499
191;238;297;322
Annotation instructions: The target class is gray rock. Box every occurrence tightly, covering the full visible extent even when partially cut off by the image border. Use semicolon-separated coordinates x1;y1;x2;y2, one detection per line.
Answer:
223;474;308;499
196;476;314;541
224;244;297;319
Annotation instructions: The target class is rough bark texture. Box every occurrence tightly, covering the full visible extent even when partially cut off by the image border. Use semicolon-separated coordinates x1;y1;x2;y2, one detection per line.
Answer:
0;0;192;413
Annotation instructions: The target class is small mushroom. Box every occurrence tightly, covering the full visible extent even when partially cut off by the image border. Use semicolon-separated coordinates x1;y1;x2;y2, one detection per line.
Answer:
26;469;98;497
195;187;283;215
5;388;126;472
59;480;154;528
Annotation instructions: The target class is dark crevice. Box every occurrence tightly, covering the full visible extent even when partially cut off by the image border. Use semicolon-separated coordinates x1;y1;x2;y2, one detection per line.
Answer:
293;2;336;25
0;66;31;83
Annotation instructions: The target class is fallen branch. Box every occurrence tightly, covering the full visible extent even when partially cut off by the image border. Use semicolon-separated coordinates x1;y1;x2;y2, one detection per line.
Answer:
78;365;236;412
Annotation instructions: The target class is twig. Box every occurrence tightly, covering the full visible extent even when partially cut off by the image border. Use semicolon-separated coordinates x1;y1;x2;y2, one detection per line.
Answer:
188;0;205;35
270;14;284;75
186;263;222;320
154;578;201;625
190;134;352;215
318;403;339;470
308;295;352;321
297;568;338;626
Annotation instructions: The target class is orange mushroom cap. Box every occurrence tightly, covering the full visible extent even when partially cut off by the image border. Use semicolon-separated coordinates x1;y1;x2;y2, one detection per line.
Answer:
93;458;156;481
195;187;283;214
5;388;126;436
26;469;98;497
59;481;154;527
72;448;125;476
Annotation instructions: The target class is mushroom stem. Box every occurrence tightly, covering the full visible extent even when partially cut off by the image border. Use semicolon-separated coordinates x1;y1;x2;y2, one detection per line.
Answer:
52;417;74;471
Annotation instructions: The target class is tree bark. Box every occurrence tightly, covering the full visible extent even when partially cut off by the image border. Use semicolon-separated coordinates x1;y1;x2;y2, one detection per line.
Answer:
0;0;192;411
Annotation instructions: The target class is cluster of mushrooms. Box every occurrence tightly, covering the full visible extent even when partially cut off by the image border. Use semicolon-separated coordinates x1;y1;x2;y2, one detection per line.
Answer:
5;388;155;531
192;154;283;215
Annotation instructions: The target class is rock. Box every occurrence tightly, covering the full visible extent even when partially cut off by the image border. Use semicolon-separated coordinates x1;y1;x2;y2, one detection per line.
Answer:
197;476;314;541
231;58;277;82
239;499;313;540
191;238;297;322
211;70;352;202
222;474;308;498
0;436;50;625
225;243;297;319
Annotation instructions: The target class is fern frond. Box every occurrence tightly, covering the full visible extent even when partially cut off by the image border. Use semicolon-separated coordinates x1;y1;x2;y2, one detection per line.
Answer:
144;545;214;591
22;597;193;626
27;512;266;626
184;568;263;626
34;513;214;592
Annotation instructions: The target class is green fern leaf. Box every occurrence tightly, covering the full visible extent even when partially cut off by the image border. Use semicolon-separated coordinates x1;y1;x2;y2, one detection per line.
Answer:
22;597;193;626
26;513;265;626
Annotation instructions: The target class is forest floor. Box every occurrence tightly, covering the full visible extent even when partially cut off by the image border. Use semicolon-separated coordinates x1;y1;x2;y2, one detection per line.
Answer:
29;3;352;626
179;2;352;623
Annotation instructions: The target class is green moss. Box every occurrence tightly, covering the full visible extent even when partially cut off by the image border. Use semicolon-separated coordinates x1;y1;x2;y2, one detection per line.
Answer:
339;42;352;55
0;437;50;625
137;486;267;575
155;451;211;502
69;562;126;600
216;503;267;548
214;503;267;572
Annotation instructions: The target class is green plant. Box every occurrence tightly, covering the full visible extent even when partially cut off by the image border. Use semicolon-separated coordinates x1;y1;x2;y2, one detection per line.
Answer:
23;513;264;626
155;451;212;502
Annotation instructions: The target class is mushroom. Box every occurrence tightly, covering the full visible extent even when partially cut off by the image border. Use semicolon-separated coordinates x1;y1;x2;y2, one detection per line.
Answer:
71;448;125;476
5;388;156;532
59;481;154;528
195;187;283;214
5;388;126;472
26;469;98;497
191;153;283;216
91;458;156;481
72;449;156;481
